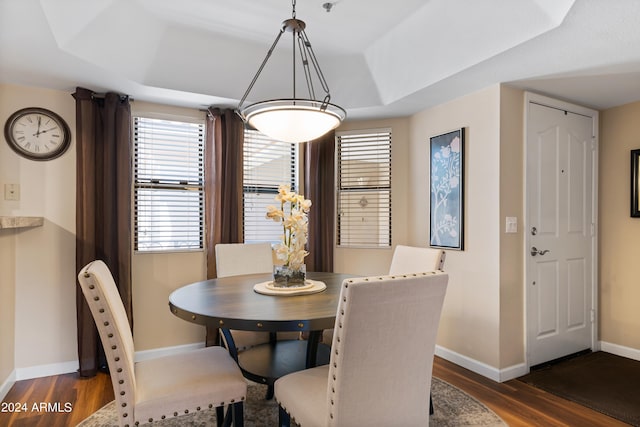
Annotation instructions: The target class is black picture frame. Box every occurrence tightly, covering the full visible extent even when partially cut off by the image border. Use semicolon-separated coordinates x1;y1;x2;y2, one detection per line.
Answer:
429;128;464;250
631;149;640;217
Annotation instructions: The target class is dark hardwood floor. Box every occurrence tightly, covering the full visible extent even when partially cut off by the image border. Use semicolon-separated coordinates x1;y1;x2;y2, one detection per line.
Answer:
0;370;113;427
0;356;630;426
433;357;629;426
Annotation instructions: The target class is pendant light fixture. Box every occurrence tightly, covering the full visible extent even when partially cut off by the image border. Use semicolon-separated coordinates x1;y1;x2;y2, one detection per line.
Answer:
237;0;346;143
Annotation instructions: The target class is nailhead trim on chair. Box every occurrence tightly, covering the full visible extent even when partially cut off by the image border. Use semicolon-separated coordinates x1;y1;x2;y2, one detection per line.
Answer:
82;269;135;424
328;280;352;422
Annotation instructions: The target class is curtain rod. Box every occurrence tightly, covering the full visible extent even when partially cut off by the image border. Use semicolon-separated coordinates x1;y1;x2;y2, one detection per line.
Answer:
90;93;133;102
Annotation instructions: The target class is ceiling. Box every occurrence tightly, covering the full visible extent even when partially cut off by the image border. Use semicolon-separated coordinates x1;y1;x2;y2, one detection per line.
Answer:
2;0;640;120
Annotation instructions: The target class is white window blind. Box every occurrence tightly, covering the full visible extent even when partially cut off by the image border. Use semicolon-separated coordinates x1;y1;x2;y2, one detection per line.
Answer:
134;116;204;252
337;129;392;247
243;129;297;243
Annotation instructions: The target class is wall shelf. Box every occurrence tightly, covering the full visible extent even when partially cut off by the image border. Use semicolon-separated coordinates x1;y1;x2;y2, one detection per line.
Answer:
0;216;44;230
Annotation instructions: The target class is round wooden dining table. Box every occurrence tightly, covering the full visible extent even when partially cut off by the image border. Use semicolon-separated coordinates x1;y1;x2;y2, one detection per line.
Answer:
168;271;357;396
169;271;355;333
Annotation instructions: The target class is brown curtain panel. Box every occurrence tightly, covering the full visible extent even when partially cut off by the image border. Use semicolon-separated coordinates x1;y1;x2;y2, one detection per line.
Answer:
204;108;244;345
73;87;133;377
304;131;336;272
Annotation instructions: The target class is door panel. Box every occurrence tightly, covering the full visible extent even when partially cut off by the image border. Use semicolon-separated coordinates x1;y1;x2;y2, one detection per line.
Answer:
535;260;559;338
527;100;595;367
567;257;586;329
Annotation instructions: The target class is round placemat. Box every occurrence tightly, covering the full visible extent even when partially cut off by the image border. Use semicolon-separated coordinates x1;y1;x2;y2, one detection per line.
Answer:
253;280;326;296
265;280;314;291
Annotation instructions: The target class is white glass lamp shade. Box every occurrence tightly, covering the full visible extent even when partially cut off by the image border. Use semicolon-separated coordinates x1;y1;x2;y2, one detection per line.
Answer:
242;99;346;143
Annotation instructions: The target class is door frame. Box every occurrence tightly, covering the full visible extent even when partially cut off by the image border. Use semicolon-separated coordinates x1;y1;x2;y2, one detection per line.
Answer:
523;91;600;369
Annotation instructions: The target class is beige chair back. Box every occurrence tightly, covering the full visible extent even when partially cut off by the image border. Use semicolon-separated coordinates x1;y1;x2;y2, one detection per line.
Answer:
78;260;136;422
388;245;446;274
328;272;448;426
215;242;273;278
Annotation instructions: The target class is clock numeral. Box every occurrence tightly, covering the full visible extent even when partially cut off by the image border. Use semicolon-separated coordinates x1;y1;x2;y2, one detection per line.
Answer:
17;136;26;142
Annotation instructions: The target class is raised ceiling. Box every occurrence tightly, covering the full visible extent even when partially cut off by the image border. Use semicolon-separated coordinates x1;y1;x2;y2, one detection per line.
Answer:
2;0;640;119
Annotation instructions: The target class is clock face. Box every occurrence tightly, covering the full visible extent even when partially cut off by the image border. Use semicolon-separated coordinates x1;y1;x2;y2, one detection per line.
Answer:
4;107;71;161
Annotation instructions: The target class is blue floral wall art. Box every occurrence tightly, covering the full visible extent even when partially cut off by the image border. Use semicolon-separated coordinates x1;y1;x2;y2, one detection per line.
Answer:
430;128;464;250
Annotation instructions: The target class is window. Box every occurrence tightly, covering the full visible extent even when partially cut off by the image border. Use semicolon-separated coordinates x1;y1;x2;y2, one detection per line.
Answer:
243;128;298;243
337;129;392;247
133;116;204;252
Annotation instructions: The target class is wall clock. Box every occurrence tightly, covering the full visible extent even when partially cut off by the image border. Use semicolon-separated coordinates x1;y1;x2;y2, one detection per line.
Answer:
4;107;71;161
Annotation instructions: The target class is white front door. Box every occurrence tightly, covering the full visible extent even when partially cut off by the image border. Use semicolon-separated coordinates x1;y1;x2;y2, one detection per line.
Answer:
525;94;598;367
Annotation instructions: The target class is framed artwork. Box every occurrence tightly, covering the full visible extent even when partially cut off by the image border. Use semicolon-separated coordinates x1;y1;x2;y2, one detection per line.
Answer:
430;128;464;250
631;149;640;218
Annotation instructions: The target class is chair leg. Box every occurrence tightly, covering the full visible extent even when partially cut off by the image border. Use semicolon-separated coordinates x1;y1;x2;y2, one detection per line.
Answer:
232;401;244;427
266;384;274;400
218;402;244;427
216;405;225;427
279;405;291;427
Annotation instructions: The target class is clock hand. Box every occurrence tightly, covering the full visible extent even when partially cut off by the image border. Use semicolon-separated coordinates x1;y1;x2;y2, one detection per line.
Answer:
34;116;43;137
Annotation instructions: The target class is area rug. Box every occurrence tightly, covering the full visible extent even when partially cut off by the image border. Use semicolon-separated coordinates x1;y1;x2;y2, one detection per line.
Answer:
77;377;505;426
518;351;640;426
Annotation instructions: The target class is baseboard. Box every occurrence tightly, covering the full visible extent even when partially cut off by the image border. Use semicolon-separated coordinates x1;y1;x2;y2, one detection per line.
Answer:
15;360;78;381
600;341;640;361
434;342;640;384
498;361;529;381
7;342;206;385
435;345;528;383
0;369;17;401
134;342;205;362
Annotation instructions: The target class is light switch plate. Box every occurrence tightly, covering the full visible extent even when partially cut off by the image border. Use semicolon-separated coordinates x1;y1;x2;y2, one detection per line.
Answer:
505;216;517;233
4;183;20;201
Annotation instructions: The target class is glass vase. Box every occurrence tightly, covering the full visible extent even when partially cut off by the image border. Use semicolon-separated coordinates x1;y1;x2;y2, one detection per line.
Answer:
273;264;306;288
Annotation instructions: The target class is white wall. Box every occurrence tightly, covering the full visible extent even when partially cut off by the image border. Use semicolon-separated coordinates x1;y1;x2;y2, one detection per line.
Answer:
334;86;527;377
407;85;502;368
600;101;640;354
0;228;17;396
0;83;77;380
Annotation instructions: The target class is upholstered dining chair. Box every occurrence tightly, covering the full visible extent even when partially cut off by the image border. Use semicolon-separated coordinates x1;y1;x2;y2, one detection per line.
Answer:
78;260;246;427
275;271;449;426
388;245;446;275
321;245;446;345
215;243;275;352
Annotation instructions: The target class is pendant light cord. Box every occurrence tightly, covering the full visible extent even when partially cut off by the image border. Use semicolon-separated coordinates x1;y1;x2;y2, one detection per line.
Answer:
237;0;341;118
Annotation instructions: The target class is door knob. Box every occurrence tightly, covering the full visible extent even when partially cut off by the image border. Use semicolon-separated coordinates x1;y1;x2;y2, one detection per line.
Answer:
530;246;550;256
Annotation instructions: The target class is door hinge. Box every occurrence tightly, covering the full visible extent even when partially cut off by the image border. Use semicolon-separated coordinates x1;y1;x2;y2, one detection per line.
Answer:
590;309;596;323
